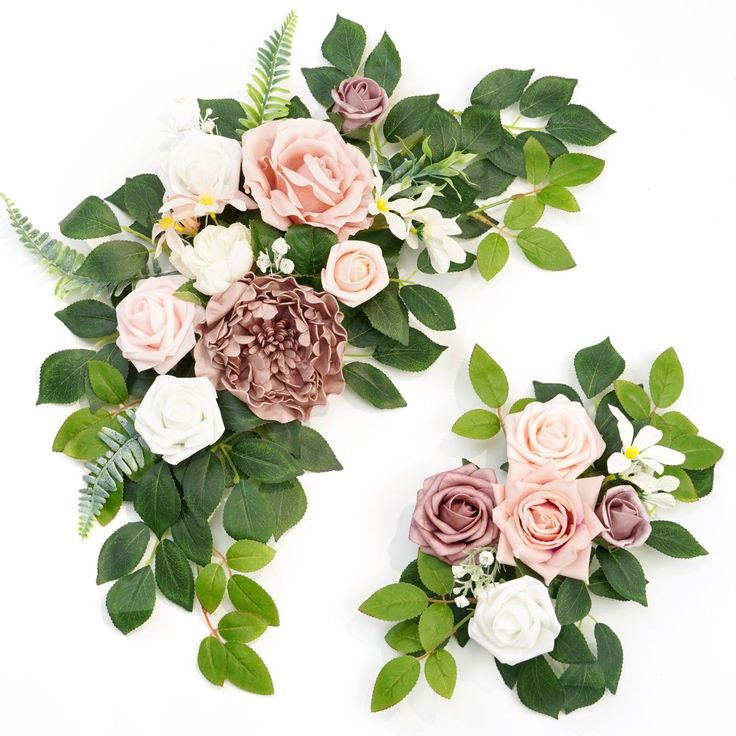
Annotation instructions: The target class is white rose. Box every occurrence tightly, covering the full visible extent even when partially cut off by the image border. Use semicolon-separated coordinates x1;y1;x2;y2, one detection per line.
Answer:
171;223;254;295
468;577;560;665
135;375;225;465
161;130;250;217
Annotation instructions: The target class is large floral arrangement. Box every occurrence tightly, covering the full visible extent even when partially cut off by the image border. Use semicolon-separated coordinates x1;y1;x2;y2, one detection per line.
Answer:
361;339;722;715
2;13;613;695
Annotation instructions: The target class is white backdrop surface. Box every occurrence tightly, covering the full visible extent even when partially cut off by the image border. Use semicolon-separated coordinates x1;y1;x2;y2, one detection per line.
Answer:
1;1;734;734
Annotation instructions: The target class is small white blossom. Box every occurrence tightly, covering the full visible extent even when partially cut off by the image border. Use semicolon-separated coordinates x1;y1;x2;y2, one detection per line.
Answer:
452;565;465;578
272;237;289;257
256;251;272;273
279;258;295;275
479;550;495;567
368;166;434;239
405;207;466;273
454;595;470;609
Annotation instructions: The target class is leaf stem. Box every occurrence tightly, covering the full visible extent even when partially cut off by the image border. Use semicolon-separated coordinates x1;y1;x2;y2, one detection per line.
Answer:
203;607;220;639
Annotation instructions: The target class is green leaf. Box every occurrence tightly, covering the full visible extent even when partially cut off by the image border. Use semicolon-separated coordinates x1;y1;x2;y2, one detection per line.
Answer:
464;159;515;198
468;344;509;408
476;232;509;281
196;563;226;613
217;391;266;432
373;328;446;372
533;381;582;403
218;610;269;643
555;577;591;625
560;663;606;712
223;479;274;543
504;196;544;229
154;539;194;611
417;550;454;595
171;507;213;566
198;636;227;686
230;439;303;483
55;299;117;338
182;450;225;517
122;174;165;228
613;380;651;420
261;478;308;540
224;641;274;695
547;104;615;146
537;185;580;212
418;603;454;652
96;521;150;584
509;397;536;413
59;195;120;239
471;68;534;108
385;620;422;654
364;32;401;95
460;105;504;153
516;228;575;270
343;362;407;409
452;409;501;439
516;656;565;719
371;656;420;712
646;520;708;558
301;66;348;107
574;337;625;398
53;407;117;459
670;434;723;470
670;467;699;503
37;349;95;404
417;248;476;273
596;547;647;606
197;98;244;139
520;76;577;117
383;95;439;142
75;241;149;283
594;623;623;693
363;283;410;345
298;427;342;472
400;284;456;331
523;136;550;184
106;566;156;634
227;540;276;572
425;649;457;699
284;224;337;275
488;131;526;177
359;583;429;621
134;462;181;538
496;659;521;688
227;574;279;626
424;106;461;160
588;568;626;601
321;14;366;75
548;153;605;186
688;466;714;498
649;347;684;408
550;624;595;664
87;360;128;404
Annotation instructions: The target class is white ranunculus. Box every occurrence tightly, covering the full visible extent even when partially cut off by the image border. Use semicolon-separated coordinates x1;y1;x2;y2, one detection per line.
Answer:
468;577;561;666
171;222;254;295
135;375;224;465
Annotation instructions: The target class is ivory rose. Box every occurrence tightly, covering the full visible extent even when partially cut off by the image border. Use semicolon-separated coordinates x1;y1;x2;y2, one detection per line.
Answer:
115;275;202;374
596;485;651;548
241;119;374;240
320;240;390;307
492;462;604;584
331;76;389;132
409;464;499;564
505;395;605;480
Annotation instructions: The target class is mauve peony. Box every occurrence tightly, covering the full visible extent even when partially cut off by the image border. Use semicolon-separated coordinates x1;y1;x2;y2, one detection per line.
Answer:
596;485;651;548
193;274;347;423
409;464;499;564
331;76;389;132
241;119;374;240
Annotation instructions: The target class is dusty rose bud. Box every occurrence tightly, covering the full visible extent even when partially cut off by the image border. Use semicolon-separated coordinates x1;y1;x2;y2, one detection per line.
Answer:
595;485;651;548
331;76;389;132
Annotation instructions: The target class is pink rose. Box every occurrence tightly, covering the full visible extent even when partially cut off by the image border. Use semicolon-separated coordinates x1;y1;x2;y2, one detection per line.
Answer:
596;485;651;548
493;462;604;584
505;395;605;480
320;240;390;307
331;76;389;132
241;119;374;240
116;275;202;374
409;464;499;564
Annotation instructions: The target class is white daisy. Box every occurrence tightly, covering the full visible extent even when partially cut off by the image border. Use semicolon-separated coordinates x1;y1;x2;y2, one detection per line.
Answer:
405;207;465;273
368;166;433;239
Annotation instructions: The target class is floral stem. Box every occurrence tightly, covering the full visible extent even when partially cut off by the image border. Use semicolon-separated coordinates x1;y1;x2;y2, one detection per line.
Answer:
466;188;537;216
203;608;220;639
343;352;373;359
122;225;154;245
503;124;545;132
212;547;231;575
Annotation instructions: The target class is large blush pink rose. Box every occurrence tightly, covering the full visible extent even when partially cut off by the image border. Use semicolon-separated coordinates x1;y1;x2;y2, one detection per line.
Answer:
492;462;604;584
320;240;390;307
241;119;374;240
115;275;202;374
505;395;605;480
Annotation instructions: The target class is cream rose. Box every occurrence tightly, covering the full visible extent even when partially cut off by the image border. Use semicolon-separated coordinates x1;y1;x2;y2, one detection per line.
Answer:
505;394;605;479
468;577;561;665
320;240;390;307
170;222;254;296
135;375;225;465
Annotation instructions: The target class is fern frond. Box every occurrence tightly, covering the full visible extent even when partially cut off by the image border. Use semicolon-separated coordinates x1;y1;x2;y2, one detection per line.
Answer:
78;411;150;538
241;11;298;129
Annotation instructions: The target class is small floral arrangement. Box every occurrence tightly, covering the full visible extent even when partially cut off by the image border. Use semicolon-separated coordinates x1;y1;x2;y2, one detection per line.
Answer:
361;339;722;716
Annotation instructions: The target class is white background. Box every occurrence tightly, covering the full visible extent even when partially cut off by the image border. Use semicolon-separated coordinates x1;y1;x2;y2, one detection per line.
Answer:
1;1;734;734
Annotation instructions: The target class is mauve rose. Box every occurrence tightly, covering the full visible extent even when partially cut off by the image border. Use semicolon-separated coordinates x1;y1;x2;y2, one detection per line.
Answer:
193;274;347;423
241;119;374;241
409;464;499;564
596;485;651;548
331;76;389;132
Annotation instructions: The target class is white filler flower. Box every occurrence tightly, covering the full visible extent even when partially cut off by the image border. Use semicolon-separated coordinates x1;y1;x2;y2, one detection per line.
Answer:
405;207;466;273
368;166;433;239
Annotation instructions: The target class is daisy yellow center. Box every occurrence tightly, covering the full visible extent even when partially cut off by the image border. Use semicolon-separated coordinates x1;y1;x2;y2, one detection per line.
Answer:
376;197;389;213
159;216;174;230
199;194;214;206
624;446;639;460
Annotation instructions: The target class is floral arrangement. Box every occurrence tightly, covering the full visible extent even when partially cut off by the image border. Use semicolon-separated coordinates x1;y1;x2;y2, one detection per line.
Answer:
360;338;722;716
1;12;615;696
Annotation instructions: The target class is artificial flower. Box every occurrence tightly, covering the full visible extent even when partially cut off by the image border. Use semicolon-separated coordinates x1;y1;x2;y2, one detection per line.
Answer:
622;469;678;511
595;485;651;548
331;76;389;132
368;166;434;240
405;207;466;273
320;240;390;307
152;214;199;258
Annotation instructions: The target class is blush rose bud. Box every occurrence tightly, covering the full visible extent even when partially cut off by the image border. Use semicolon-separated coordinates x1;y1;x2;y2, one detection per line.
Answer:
331;76;389;132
